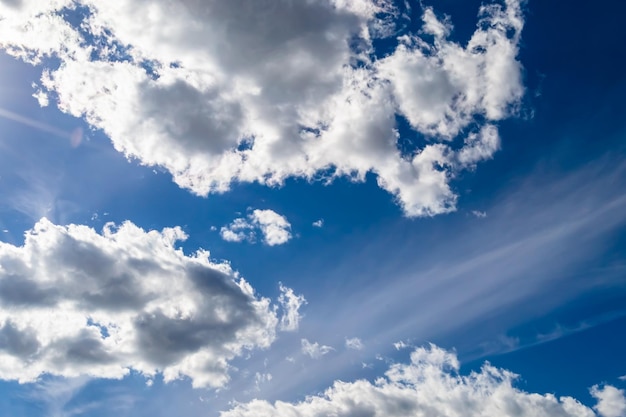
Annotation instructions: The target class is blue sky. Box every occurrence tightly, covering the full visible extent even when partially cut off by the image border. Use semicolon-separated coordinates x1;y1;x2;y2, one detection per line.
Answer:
0;0;625;416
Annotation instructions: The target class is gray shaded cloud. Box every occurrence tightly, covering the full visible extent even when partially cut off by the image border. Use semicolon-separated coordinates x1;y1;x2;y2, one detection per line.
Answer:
0;218;298;387
0;321;40;357
55;330;117;365
0;0;526;217
0;275;59;306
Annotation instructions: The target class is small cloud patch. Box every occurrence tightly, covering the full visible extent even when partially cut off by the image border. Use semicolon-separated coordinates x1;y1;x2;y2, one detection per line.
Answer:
221;209;292;246
277;284;306;332
301;339;334;359
345;337;364;350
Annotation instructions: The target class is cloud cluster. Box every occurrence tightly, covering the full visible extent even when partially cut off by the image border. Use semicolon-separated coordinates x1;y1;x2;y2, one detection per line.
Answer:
220;209;292;246
0;0;525;217
0;218;299;388
223;344;623;417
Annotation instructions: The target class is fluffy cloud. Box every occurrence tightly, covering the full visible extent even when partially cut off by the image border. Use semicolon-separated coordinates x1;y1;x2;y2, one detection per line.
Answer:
0;0;525;217
591;385;626;417
301;339;334;359
457;125;502;167
221;209;292;246
220;218;254;244
223;344;617;417
0;218;299;388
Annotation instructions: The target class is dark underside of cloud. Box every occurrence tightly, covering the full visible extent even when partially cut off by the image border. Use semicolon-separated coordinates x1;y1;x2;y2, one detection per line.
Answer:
0;219;303;387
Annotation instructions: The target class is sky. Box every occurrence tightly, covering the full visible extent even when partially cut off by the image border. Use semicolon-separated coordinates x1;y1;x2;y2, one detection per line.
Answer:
0;0;625;416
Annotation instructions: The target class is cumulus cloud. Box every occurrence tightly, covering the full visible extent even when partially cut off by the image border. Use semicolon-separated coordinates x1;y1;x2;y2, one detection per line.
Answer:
0;0;526;217
312;219;324;228
301;339;334;359
252;210;293;246
220;209;292;246
0;218;300;388
591;385;626;417
220;218;254;244
457;125;501;167
345;337;364;350
223;344;612;417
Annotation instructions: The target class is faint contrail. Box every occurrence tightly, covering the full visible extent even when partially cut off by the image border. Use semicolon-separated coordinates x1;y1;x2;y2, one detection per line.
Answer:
0;107;83;147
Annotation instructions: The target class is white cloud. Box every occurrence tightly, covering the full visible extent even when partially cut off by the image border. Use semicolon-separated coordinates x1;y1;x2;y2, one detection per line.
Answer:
0;218;299;388
393;340;409;350
472;210;488;218
220;218;255;243
457;125;501;167
301;339;334;359
0;0;83;65
222;344;605;417
591;385;626;417
345;337;364;350
312;219;324;228
221;209;292;246
277;284;306;332
252;210;293;246
0;0;526;218
620;376;626;381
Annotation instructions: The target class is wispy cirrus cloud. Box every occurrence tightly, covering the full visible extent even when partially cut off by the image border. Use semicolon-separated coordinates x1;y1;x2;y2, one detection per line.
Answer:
277;284;306;332
229;158;626;403
0;107;82;146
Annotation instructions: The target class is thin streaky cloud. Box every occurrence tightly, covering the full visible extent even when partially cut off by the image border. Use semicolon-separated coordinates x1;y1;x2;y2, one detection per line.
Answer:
0;107;82;146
